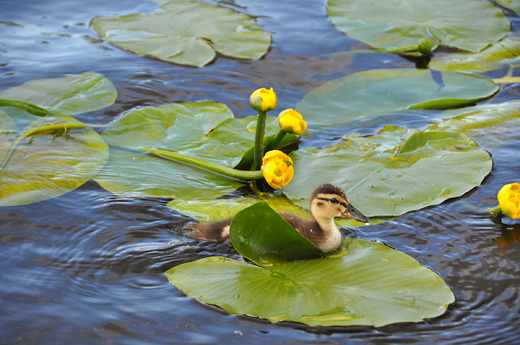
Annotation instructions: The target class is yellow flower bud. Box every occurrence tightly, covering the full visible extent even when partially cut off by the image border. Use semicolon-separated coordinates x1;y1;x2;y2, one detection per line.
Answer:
250;87;277;112
261;150;294;189
497;183;520;219
278;108;307;135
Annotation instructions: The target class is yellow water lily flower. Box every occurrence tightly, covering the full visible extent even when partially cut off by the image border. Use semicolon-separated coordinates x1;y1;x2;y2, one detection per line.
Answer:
497;183;520;219
261;150;294;189
250;87;277;112
278;108;307;135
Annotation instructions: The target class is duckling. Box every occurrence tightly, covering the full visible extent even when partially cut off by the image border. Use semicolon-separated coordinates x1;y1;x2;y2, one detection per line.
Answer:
186;184;370;253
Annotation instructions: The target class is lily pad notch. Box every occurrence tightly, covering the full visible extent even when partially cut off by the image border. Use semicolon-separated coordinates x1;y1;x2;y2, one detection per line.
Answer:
91;0;272;67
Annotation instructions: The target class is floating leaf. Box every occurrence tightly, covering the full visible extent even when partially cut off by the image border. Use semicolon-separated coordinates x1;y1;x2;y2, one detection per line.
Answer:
327;0;510;53
169;191;310;223
96;101;298;200
284;126;492;217
229;202;323;265
495;0;520;15
426;101;520;140
0;114;109;206
166;238;455;327
296;68;498;126
91;0;271;67
430;35;520;72
0;72;117;115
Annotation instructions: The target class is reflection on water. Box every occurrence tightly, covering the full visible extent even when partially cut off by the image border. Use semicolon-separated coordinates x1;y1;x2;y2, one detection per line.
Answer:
1;0;520;343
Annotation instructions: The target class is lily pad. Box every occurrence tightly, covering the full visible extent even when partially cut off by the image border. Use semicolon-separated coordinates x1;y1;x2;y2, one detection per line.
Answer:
0;114;109;206
95;101;298;200
91;0;271;67
496;0;520;15
296;68;498;127
166;237;455;327
430;34;520;72
425;101;520;148
284;126;492;217
0;72;117;115
169;191;311;223
327;0;510;53
229;202;324;265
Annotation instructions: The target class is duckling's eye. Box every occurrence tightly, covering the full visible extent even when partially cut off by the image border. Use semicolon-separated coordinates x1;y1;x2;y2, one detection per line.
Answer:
330;198;339;204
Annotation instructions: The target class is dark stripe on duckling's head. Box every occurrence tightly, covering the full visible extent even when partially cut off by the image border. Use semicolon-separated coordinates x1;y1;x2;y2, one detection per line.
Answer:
311;184;349;204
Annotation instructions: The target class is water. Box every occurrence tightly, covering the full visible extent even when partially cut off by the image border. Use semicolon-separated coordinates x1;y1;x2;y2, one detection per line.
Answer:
1;0;520;343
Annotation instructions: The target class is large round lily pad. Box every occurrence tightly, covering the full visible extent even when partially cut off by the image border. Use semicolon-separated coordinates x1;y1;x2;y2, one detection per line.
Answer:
96;101;298;200
284;126;492;217
166;237;455;327
296;68;498;127
91;0;271;67
0;72;117;115
0;114;109;206
327;0;510;53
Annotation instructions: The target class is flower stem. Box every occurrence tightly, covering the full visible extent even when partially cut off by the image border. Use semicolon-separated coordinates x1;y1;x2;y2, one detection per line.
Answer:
0;123;106;176
253;110;267;171
268;129;287;150
140;147;264;181
490;205;503;214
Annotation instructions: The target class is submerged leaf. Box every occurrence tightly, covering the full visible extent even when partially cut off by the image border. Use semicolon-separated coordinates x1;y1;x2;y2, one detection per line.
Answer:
166;238;455;327
91;0;271;67
284;126;492;217
0;114;109;206
296;68;498;127
0;72;117;115
327;0;510;53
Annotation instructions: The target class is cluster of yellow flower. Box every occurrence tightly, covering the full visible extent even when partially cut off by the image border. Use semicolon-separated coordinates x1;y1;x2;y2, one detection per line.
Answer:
250;87;307;190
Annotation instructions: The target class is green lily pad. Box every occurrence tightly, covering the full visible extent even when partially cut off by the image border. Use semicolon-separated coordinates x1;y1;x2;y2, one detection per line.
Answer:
284;126;492;217
169;191;311;223
229;202;324;265
495;0;520;15
95;146;244;199
91;0;271;67
0;72;117;115
296;68;498;127
166;237;455;327
0;114;109;206
327;0;510;53
430;35;520;72
426;101;520;143
95;101;298;200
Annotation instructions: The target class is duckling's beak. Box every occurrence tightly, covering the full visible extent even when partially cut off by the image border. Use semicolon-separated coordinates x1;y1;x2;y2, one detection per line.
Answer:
342;205;370;225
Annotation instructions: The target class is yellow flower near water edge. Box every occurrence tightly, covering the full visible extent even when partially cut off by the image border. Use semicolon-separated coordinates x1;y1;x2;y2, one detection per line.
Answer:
497;183;520;219
261;150;294;189
250;87;277;112
278;108;307;135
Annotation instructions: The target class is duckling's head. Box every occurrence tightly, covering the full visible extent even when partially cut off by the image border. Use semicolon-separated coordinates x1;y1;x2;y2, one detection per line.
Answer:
310;184;370;225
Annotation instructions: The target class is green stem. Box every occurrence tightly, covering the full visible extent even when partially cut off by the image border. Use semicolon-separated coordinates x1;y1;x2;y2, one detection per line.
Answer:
253;110;267;171
0;123;106;176
140;147;264;181
269;129;287;150
490;205;503;214
0;99;51;117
